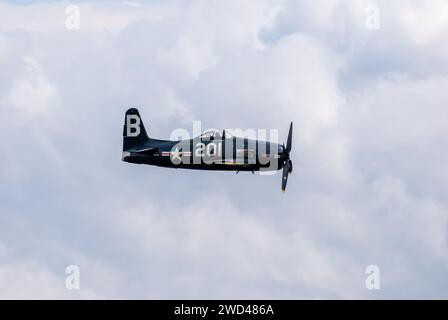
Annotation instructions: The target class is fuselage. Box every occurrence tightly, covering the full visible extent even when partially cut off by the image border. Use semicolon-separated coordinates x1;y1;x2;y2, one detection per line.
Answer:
123;136;287;172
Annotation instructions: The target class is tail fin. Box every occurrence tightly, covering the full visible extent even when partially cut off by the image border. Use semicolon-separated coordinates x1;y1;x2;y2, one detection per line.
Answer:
123;108;149;151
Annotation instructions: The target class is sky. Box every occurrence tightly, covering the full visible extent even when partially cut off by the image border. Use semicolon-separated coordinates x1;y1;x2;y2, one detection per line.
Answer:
0;0;448;299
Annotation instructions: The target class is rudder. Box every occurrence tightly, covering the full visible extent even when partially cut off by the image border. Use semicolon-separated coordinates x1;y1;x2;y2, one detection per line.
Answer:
123;108;149;151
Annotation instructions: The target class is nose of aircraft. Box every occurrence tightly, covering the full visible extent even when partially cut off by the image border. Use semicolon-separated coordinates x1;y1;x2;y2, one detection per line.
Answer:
278;144;287;160
277;143;292;172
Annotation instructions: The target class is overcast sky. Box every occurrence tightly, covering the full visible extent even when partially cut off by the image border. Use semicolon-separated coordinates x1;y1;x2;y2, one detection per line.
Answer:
0;0;448;299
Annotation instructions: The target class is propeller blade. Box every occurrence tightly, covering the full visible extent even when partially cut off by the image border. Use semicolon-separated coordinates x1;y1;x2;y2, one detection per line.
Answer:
286;122;293;153
281;162;290;192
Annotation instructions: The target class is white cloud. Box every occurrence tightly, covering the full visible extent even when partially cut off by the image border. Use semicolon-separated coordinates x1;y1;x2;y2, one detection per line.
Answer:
6;56;58;115
401;0;448;45
0;241;106;299
0;0;447;299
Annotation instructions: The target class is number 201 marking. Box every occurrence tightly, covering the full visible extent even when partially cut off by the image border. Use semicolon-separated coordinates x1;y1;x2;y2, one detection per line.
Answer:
195;142;222;157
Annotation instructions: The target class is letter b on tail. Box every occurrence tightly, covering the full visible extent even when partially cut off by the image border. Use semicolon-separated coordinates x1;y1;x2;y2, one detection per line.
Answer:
126;114;141;137
123;108;150;151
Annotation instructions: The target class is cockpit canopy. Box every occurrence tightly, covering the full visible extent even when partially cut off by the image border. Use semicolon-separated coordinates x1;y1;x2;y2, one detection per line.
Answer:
199;130;221;140
197;129;235;140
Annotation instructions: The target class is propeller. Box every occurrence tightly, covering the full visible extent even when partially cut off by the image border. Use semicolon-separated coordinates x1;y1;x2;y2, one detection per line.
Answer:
281;122;293;192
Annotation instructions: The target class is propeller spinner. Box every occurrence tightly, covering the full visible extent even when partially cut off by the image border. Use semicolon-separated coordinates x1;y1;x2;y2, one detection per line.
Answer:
281;122;293;192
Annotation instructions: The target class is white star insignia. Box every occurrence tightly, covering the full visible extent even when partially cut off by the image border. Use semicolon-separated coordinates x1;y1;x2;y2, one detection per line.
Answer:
170;147;182;163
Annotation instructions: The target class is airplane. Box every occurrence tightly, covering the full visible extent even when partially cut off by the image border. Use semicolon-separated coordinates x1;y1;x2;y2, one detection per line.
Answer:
122;108;293;191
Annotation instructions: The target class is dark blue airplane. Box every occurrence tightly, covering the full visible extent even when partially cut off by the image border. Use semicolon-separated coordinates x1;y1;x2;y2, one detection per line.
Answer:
122;108;293;191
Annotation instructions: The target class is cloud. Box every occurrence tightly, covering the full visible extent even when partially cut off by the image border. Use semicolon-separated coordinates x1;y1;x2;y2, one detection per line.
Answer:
6;56;58;115
401;0;448;45
0;0;447;299
0;241;109;299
